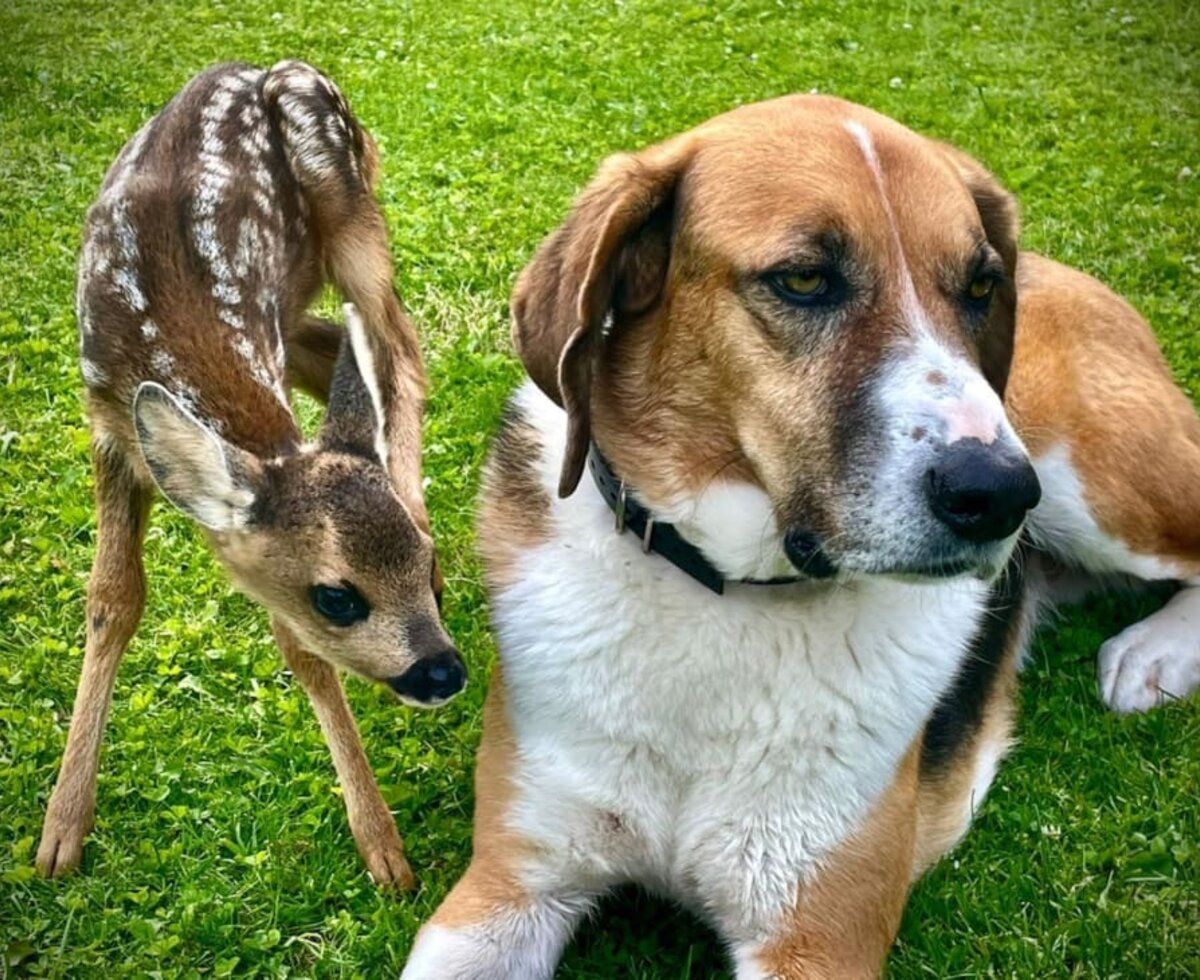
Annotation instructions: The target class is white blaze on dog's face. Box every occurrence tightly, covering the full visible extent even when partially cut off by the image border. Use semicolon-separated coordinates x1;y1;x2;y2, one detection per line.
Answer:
513;94;1040;583
827;118;1037;578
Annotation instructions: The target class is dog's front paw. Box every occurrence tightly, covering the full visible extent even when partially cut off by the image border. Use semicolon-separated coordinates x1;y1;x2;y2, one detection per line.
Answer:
1099;618;1200;713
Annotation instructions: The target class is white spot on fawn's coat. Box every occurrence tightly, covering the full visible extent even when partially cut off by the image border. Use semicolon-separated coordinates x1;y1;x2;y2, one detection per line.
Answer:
113;267;148;312
80;358;107;387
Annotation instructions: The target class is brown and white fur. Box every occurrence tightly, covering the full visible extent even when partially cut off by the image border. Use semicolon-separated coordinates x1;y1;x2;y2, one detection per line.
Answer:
38;61;465;890
404;95;1200;976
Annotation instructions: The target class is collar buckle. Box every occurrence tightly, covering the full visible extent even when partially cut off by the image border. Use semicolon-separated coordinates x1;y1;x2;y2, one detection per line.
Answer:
641;517;655;553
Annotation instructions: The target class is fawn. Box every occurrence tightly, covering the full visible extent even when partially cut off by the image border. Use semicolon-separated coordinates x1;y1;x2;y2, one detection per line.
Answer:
37;60;464;890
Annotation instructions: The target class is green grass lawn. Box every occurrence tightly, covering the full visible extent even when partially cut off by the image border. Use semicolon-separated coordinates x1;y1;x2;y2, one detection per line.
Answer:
1;0;1197;975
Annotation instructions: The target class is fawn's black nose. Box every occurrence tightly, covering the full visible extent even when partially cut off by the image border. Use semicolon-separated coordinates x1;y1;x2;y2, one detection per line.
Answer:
926;439;1041;543
389;648;466;705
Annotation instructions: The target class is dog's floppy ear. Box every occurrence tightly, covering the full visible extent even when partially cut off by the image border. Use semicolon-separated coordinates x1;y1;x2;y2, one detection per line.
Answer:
511;138;693;497
938;142;1021;398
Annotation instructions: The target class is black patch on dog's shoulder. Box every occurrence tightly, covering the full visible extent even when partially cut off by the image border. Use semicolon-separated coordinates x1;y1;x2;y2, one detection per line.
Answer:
921;547;1026;774
487;398;547;496
491;399;529;458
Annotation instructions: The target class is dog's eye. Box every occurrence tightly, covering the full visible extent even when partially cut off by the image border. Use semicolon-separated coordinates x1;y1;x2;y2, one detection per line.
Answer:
310;583;370;626
771;271;829;303
780;272;826;296
967;275;996;303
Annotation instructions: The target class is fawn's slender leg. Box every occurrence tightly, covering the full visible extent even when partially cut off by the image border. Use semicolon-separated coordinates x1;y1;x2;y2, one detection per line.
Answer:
272;619;415;890
37;438;151;877
284;314;343;403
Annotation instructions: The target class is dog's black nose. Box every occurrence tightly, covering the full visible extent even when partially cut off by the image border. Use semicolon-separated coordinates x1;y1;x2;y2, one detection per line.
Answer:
926;439;1041;543
389;648;466;704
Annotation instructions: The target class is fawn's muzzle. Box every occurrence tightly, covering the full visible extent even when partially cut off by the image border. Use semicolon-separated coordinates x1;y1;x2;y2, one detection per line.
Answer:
389;649;467;705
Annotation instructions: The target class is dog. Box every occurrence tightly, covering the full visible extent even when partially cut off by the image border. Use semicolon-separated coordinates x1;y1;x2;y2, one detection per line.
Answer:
38;61;464;890
402;93;1200;976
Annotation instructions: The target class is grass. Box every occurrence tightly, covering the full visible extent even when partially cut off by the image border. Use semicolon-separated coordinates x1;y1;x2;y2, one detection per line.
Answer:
0;0;1197;975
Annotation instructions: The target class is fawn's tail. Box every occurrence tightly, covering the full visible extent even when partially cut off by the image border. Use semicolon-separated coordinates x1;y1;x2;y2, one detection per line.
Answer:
263;59;380;211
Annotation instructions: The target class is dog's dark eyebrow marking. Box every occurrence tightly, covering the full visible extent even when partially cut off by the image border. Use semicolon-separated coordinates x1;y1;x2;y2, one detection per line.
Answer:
972;243;1006;277
755;225;849;274
939;240;1002;289
972;236;997;258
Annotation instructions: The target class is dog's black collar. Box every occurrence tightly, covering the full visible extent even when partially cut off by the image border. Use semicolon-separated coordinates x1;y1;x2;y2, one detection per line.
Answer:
587;444;802;595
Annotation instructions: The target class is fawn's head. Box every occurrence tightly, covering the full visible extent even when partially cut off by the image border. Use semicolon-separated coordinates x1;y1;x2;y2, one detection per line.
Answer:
132;307;465;706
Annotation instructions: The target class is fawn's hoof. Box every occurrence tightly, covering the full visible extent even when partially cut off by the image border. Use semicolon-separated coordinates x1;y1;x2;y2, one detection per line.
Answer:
35;810;89;878
362;840;417;891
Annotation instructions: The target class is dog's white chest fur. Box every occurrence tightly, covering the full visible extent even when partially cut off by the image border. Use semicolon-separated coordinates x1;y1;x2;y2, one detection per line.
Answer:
490;385;989;937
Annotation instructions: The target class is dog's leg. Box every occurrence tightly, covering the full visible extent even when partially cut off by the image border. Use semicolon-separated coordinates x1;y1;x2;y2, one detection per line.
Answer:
37;438;151;877
1018;412;1200;713
403;869;595;980
725;748;920;980
1008;255;1200;712
404;674;596;978
284;314;342;403
1097;583;1200;713
1023;438;1200;712
273;621;414;889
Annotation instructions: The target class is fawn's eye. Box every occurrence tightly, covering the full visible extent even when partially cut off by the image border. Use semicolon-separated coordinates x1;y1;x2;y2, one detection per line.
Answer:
310;583;370;626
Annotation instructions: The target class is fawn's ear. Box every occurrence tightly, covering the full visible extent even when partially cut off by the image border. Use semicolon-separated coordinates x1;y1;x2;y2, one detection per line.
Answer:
511;136;694;496
318;303;434;533
134;382;263;531
317;303;389;465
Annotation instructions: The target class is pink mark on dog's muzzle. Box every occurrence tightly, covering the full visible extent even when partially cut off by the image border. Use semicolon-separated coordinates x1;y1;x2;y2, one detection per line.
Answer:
943;398;1001;446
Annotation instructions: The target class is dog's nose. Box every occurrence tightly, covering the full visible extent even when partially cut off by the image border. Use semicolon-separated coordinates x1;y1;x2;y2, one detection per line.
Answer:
926;439;1041;543
389;648;466;704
